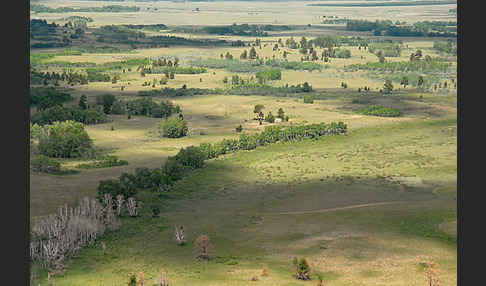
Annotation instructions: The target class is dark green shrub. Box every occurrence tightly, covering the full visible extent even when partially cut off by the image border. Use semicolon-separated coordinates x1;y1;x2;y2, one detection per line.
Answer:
173;146;206;169
111;100;126;114
96;94;116;114
38;120;93;158
97;179;135;202
162;157;189;181
78;95;88;110
302;82;312;92
118;172;138;195
150;205;160;217
31;155;61;173
159;117;188;138
235;125;243;132
30;87;73;110
134;167;154;189
148;168;174;191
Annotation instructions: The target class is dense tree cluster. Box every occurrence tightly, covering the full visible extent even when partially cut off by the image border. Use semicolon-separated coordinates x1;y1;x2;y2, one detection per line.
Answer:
138;86;221;97
97;121;347;200
202;24;290;36
159;117;188;138
30;87;73;109
126;98;181;118
345;19;456;37
31;105;109;126
37;120;94;158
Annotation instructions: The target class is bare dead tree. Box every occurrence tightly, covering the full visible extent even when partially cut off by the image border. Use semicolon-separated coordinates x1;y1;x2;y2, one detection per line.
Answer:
30;197;117;271
174;225;186;245
116;194;125;216
126;197;142;217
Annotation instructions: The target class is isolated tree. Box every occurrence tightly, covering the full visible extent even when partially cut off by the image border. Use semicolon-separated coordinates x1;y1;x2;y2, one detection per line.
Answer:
78;95;88;110
231;75;240;85
253;104;265;114
418;75;424;88
240;50;248;60
277;108;285;119
302;82;312;92
257;111;264;125
249;47;257;59
384;79;394;94
283;51;288;59
400;76;409;88
225;52;233;60
300;36;307;49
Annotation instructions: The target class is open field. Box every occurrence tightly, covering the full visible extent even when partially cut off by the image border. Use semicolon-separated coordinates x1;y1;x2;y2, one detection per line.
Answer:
29;1;457;285
31;1;456;26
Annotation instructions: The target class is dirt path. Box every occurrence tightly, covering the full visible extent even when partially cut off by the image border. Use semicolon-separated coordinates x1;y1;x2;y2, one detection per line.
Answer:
263;201;410;215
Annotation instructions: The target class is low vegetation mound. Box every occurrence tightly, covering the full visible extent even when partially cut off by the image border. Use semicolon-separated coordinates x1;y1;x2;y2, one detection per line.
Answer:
362;105;401;117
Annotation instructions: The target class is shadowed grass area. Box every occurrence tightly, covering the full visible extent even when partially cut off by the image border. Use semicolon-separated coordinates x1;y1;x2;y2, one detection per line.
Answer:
34;116;456;286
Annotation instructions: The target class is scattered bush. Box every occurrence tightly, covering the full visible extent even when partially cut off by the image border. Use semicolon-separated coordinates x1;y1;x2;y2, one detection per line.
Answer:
235;125;243;132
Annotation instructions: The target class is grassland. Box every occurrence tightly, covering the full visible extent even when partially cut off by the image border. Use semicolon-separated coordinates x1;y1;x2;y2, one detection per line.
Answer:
29;1;457;285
